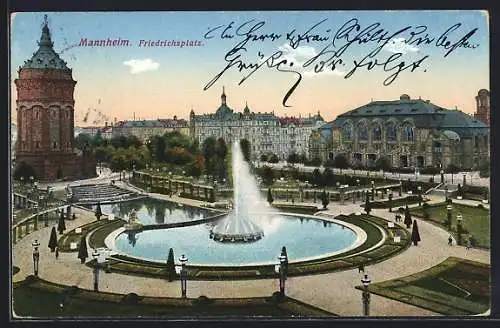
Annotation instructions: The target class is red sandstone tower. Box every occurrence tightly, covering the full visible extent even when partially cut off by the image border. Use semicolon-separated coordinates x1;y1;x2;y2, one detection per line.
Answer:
474;89;490;126
14;16;95;180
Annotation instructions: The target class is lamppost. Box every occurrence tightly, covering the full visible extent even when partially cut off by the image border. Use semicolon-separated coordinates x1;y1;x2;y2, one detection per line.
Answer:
361;274;371;316
440;169;444;184
29;175;34;187
177;254;188;298
417;186;422;206
463;173;466;186
92;249;100;291
456;214;463;246
399;180;402;197
446;204;453;230
275;253;288;296
20;176;24;186
32;239;40;276
371;180;375;201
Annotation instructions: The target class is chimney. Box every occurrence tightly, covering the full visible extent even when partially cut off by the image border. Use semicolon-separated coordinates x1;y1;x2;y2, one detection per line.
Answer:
105;121;108;127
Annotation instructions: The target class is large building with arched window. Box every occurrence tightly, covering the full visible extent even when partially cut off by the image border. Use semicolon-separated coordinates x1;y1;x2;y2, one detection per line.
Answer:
328;94;490;170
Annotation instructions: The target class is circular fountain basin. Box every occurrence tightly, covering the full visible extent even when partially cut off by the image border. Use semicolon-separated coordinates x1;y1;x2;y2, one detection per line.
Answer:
106;213;365;267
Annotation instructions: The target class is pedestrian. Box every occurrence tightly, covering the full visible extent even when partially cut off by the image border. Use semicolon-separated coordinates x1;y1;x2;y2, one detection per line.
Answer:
466;237;472;250
448;235;453;246
55;247;59;259
358;264;365;273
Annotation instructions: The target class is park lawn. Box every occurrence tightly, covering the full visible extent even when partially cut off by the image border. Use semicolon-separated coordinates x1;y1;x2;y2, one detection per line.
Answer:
411;203;490;248
362;257;489;315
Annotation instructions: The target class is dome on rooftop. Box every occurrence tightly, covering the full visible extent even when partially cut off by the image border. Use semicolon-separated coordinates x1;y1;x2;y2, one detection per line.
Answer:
400;94;410;100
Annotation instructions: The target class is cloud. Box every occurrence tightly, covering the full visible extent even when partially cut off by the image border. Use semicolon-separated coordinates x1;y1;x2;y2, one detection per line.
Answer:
123;58;160;74
276;43;345;78
383;38;419;54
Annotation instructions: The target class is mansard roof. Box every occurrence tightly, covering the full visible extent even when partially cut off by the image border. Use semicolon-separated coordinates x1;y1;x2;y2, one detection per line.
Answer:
330;95;489;138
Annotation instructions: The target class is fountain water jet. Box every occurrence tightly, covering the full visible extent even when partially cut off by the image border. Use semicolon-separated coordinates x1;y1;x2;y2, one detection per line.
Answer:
210;141;274;242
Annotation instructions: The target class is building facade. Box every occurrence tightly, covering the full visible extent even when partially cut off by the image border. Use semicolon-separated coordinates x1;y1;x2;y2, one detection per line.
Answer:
474;89;490;126
14;17;95;180
112;118;189;142
190;88;325;160
328;94;489;170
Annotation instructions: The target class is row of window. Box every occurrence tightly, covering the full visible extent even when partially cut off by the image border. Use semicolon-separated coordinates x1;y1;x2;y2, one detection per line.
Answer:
343;122;414;142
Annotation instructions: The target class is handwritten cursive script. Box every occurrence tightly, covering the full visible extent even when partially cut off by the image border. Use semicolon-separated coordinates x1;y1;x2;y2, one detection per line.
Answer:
203;18;480;107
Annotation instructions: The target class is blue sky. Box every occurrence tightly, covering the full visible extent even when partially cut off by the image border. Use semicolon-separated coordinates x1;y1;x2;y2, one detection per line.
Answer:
10;11;489;125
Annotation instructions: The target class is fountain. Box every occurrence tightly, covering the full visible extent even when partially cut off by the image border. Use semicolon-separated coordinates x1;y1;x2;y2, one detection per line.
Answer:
210;142;269;243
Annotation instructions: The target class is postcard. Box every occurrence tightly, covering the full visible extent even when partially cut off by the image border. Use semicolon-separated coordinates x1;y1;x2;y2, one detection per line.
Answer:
10;10;491;319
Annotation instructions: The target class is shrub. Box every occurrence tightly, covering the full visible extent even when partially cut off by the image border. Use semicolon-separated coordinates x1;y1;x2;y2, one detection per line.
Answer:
192;295;213;306
269;291;284;304
121;292;141;304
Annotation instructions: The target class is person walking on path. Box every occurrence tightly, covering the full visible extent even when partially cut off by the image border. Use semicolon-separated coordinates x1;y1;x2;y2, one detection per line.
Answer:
358;264;365;273
466;237;472;250
55;247;59;259
448;235;453;246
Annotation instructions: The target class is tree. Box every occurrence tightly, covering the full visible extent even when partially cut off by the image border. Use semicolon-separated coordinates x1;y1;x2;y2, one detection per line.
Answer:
321;190;330;209
404;205;412;228
74;133;93;151
281;246;288;275
262;166;274;185
260;154;268;162
202;137;217;177
364;195;372;214
215;138;228;159
446;163;460;174
323;168;335;186
155;137;166;162
166;248;176;282
95;202;102;221
287;152;299;165
479;159;490;178
240;139;251;162
308;157;322;167
57;211;66;234
324;159;335;168
411;219;421;245
269;154;279;163
312;168;322;186
48;227;58;252
267;188;274;204
78;235;88;263
333;154;349;172
375;156;392;171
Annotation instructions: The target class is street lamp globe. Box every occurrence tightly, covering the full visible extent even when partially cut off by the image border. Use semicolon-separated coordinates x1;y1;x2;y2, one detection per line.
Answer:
32;239;40;249
371;180;375;186
92;249;99;261
361;274;371;288
278;254;287;264
447;205;453;211
179;254;188;265
457;214;463;224
417;186;422;191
